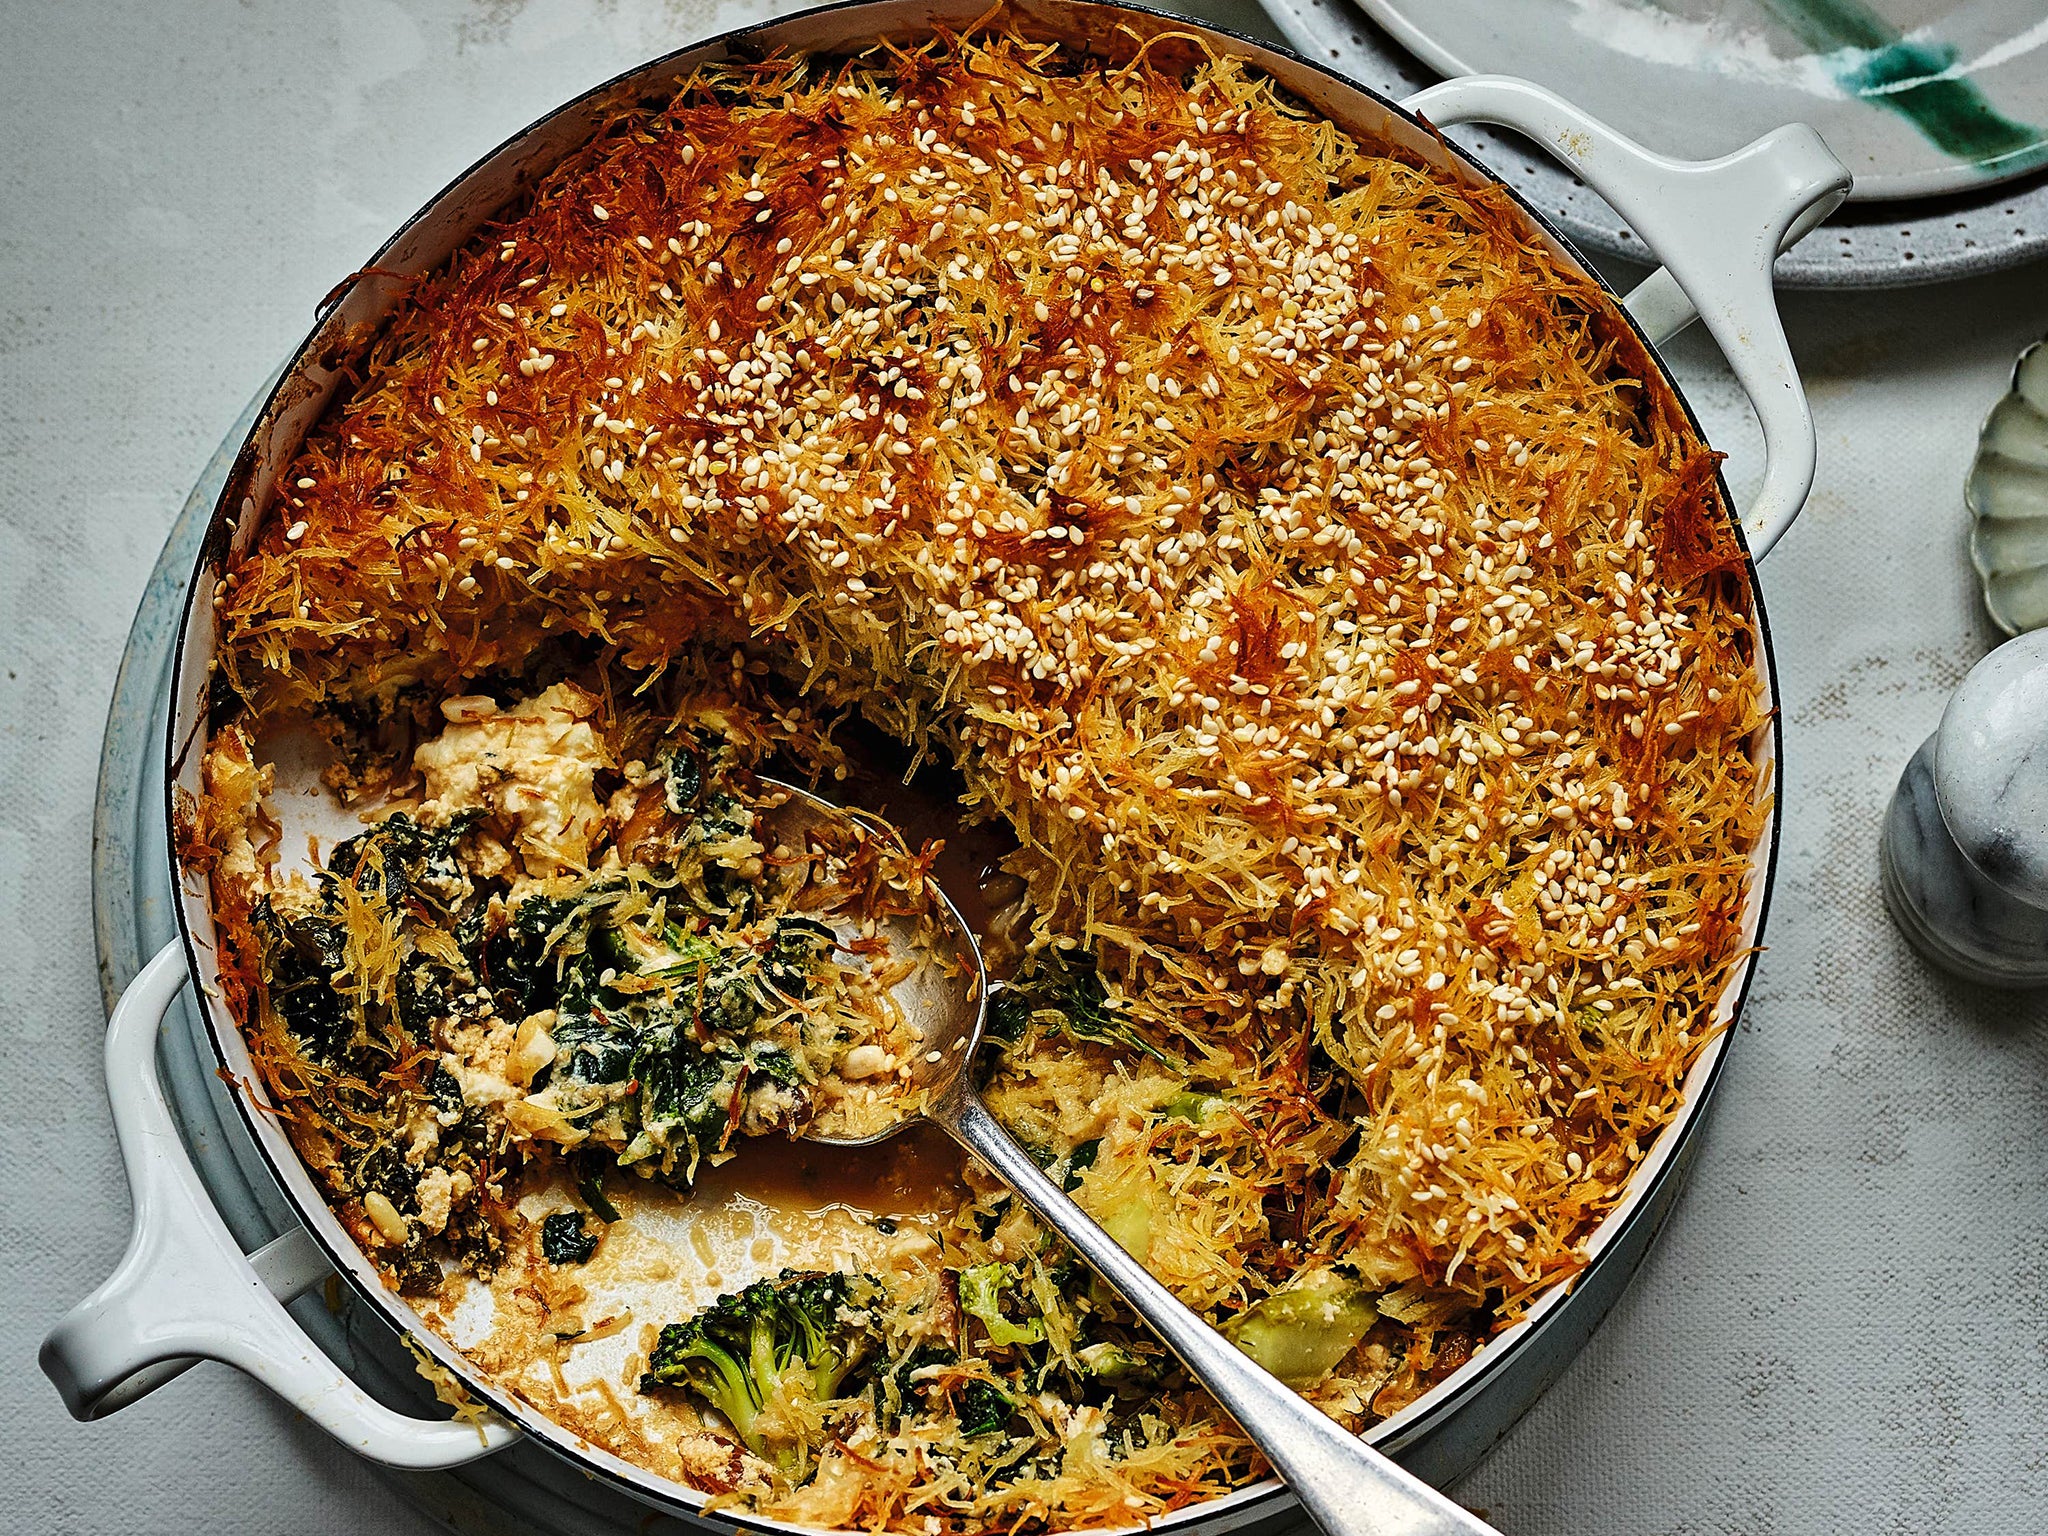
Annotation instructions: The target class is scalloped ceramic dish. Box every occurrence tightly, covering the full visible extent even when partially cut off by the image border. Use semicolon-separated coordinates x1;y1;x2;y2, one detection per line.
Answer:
1969;338;2048;635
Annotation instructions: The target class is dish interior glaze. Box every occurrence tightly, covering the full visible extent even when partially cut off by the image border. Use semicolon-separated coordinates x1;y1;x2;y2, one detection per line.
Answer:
157;5;1785;1530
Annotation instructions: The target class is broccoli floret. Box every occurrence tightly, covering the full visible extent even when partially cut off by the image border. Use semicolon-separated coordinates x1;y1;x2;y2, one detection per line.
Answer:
640;1270;885;1465
777;1270;885;1399
642;1307;766;1452
1076;1341;1155;1384
957;1263;1045;1349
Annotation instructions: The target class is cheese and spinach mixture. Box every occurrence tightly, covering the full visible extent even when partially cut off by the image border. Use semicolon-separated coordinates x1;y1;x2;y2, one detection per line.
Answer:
189;24;1767;1532
210;682;931;1279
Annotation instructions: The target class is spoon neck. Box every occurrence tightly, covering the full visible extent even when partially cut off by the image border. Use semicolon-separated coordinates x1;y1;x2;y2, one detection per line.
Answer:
929;1090;1498;1536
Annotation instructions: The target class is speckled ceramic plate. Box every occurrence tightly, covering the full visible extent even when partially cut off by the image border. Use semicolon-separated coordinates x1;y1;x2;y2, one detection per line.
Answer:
1260;0;2048;285
1359;0;2048;201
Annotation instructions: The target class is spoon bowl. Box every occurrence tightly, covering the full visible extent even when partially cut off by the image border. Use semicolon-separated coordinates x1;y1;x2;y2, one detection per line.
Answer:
760;778;1502;1536
760;778;988;1145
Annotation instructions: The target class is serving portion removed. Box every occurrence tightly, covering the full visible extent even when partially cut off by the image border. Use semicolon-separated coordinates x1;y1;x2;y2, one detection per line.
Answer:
170;19;1772;1532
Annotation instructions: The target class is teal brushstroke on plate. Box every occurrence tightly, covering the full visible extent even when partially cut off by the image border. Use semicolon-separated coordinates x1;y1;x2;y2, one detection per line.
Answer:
1757;0;2048;173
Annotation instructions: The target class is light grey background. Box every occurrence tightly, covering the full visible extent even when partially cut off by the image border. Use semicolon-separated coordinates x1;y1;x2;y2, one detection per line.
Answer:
6;3;2048;1533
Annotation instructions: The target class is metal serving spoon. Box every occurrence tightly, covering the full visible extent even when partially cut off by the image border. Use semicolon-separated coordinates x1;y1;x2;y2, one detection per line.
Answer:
765;780;1502;1536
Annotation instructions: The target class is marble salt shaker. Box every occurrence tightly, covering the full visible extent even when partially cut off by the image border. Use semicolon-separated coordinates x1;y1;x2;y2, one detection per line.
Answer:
1882;629;2048;986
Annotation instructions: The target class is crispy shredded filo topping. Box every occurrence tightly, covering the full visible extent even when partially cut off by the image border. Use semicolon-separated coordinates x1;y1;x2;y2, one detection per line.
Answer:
196;25;1765;1531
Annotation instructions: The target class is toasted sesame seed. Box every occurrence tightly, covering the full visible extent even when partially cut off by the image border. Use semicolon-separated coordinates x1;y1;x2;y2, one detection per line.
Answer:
235;35;1761;1327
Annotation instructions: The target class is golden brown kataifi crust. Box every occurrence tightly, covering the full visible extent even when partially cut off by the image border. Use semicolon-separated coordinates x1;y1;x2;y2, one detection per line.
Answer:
196;22;1765;1530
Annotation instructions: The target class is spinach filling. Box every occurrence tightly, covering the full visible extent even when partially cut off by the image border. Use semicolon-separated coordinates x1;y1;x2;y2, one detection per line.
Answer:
541;1210;600;1266
248;814;499;1289
246;715;881;1294
511;895;843;1187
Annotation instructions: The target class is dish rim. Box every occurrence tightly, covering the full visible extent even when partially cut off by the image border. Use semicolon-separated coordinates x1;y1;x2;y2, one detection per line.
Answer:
158;2;1785;1526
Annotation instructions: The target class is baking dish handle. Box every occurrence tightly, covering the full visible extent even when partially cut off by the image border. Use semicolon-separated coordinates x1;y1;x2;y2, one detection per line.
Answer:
40;941;521;1469
1402;75;1850;559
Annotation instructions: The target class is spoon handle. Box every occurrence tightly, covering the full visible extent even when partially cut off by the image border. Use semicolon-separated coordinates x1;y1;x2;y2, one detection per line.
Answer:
935;1090;1503;1536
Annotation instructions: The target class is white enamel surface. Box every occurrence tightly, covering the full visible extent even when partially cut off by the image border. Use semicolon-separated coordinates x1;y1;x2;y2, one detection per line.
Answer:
1404;75;1848;556
90;1;1797;1524
38;944;521;1467
1360;0;2048;200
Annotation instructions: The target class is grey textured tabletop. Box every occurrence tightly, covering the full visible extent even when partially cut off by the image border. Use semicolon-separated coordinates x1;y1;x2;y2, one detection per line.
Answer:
8;3;2048;1534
